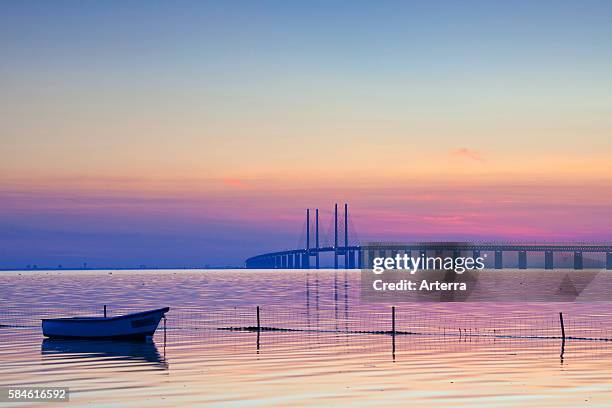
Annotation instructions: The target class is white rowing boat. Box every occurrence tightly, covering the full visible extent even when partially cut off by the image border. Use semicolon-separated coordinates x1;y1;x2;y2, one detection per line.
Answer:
42;307;169;340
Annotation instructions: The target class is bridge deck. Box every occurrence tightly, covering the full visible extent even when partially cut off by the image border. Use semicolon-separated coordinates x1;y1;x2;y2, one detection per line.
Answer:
245;243;612;269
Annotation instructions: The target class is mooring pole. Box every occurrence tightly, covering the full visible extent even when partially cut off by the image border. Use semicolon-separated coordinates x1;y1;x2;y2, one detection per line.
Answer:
104;305;107;318
164;317;167;358
559;312;566;363
392;306;396;361
256;307;261;352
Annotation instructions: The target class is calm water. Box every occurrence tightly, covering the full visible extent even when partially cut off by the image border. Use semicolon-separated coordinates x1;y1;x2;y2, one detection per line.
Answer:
2;269;612;407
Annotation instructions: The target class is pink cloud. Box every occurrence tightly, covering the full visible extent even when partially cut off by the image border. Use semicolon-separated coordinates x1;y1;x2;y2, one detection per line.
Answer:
221;178;248;188
451;147;484;162
421;215;468;225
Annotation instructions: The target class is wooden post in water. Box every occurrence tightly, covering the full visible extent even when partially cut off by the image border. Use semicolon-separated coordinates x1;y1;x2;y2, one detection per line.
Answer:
391;306;396;361
559;312;566;340
104;305;107;318
256;306;261;352
559;312;566;363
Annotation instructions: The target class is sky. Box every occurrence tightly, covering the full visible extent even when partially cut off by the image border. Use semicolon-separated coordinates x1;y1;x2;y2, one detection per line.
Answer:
1;1;612;268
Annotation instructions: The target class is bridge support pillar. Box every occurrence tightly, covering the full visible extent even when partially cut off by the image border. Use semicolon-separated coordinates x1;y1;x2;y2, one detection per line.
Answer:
315;208;320;269
473;250;480;259
545;251;553;270
574;251;583;270
343;203;349;269
368;249;374;269
357;249;362;269
334;203;338;269
302;252;310;269
288;254;294;269
518;251;527;269
495;251;503;269
348;250;355;268
274;256;280;269
607;252;612;270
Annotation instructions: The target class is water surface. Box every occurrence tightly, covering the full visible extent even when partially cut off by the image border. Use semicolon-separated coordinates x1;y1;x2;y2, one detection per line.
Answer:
1;269;612;407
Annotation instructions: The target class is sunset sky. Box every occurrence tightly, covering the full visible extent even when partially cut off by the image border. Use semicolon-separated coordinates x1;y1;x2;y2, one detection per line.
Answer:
2;1;612;268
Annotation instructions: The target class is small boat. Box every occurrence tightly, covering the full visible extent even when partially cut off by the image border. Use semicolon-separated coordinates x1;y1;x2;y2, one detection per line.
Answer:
42;307;169;340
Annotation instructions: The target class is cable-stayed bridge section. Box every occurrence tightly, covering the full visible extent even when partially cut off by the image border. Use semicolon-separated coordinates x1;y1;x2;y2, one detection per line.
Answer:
245;204;612;270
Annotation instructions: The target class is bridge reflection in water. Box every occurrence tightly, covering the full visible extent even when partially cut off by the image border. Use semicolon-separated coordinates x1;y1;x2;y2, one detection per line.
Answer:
245;204;612;270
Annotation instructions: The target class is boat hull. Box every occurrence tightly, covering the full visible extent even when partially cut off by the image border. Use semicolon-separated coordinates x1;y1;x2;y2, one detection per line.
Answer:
42;307;169;340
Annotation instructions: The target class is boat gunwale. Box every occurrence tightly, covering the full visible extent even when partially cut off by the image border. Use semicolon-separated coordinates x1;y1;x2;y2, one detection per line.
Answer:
41;307;170;323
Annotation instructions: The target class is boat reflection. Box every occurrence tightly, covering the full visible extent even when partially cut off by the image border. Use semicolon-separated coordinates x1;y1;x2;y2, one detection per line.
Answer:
41;338;168;369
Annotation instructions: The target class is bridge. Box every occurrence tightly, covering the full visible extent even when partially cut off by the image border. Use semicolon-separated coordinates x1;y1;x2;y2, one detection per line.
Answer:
245;204;612;270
